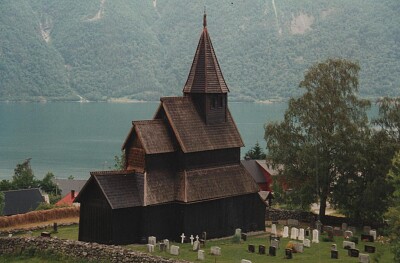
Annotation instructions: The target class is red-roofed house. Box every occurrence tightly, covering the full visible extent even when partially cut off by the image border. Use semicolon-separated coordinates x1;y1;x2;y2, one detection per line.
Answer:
56;190;79;207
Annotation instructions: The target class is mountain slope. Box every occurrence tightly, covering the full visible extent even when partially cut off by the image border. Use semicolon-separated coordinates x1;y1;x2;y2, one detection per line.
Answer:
1;0;399;102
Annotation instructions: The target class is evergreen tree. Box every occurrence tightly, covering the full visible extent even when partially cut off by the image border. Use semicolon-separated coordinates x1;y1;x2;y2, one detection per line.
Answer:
244;141;266;160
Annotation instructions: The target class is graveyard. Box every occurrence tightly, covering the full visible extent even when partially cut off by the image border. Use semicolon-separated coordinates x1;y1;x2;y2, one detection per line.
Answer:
4;222;394;262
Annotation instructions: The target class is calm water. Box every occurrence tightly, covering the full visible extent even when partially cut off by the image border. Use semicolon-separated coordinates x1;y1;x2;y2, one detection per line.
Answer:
0;102;287;180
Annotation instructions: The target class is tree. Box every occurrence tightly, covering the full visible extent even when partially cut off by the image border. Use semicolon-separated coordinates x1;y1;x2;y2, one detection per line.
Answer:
39;172;61;195
374;97;400;142
385;151;400;262
12;158;39;189
113;152;126;170
244;141;266;160
265;59;371;220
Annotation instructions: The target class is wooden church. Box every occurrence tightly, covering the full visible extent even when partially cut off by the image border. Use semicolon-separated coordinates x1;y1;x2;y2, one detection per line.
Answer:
75;14;266;245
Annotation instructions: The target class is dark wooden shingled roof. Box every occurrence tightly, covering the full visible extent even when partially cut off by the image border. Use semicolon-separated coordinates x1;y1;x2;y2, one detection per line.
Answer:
159;96;244;153
145;169;176;206
3;188;44;216
89;171;144;209
122;119;177;154
183;13;229;94
175;164;259;203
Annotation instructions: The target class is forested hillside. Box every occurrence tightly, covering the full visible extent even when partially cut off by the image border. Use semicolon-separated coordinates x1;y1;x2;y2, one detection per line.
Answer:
0;0;399;102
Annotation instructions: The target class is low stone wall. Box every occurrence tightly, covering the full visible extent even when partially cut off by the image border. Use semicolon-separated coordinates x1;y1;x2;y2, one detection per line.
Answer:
0;237;189;263
266;208;315;223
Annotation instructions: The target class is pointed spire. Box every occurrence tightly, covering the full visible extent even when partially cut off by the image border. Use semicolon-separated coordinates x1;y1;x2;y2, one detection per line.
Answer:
203;7;207;28
183;13;229;94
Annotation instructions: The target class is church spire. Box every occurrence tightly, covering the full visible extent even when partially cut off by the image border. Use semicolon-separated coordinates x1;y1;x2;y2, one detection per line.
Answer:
183;13;229;94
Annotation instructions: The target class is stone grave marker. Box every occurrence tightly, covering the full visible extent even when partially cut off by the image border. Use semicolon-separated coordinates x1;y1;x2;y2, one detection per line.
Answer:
282;226;289;238
200;231;207;246
361;234;374;242
235;228;242;236
333;227;343;236
348;248;359;257
269;246;277;256
241;260;252;263
193;240;200;251
210;246;221;256
197;250;205;260
148;236;156;245
196;235;199;241
258;245;266;254
294;242;304;253
241;233;247;241
312;229;319;243
190;235;194;245
271;238;280;249
147;244;154;253
359;253;370;263
285;248;293;259
369;230;377;241
344;230;353;239
170;245;180;256
331;244;337;251
290;227;298;240
363;226;371;234
298;228;305;241
248;244;255;253
341;222;348;231
271;224;277;236
364;245;376;253
164;239;170;250
180;233;186;244
331;250;339;259
303;239;311;248
343;241;356;249
159;243;166;252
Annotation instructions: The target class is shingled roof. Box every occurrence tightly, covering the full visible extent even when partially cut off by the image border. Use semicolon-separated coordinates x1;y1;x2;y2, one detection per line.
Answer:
159;96;244;153
183;13;229;94
122;119;177;154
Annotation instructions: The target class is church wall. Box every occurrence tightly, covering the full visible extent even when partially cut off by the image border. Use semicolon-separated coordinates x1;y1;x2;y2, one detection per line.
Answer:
146;153;177;172
179;147;240;170
205;94;226;124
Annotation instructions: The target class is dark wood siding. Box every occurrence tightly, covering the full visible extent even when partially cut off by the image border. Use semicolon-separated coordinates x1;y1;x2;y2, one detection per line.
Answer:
112;207;142;244
127;147;145;170
146;152;177;172
179;148;240;170
206;94;226;124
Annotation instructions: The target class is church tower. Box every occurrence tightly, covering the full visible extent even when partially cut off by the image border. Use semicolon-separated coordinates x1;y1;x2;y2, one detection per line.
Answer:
183;12;229;124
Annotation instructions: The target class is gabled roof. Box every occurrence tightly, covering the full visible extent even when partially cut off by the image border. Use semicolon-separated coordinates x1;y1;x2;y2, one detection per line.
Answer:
241;160;267;184
159;96;244;153
54;179;87;196
183;13;229;94
55;190;78;206
2;188;44;216
122;119;177;154
175;164;259;203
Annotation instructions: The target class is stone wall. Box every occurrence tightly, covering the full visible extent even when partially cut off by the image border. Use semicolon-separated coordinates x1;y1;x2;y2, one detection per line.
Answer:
266;208;316;223
0;237;189;263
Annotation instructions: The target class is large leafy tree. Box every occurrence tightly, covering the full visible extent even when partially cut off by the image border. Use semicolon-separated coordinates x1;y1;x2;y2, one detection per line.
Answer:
40;172;61;195
12;158;39;189
374;97;400;142
265;59;371;220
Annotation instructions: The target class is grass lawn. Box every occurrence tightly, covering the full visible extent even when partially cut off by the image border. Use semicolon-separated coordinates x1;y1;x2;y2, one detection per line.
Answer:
8;225;395;262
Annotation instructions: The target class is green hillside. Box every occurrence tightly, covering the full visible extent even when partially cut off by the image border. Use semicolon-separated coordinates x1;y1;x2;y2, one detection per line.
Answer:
0;0;399;102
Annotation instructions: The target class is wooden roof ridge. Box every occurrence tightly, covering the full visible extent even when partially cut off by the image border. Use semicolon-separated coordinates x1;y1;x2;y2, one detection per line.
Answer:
183;14;229;94
90;169;138;176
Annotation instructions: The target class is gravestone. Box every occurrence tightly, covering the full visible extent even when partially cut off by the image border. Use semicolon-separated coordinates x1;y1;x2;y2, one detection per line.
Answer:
290;227;298;240
348;248;359;257
361;234;374;242
53;222;58;233
159;243;166;252
369;230;377;241
200;232;207;246
241;233;247;241
148;236;156;245
193;240;200;251
364;245;376;253
331;244;337;251
298;228;305;241
180;233;186;244
331;250;339;259
294;243;304;253
271;224;277;236
269;246;277;256
258;245;266;254
248;244;255;253
282;226;289;238
196;235;199;241
359;253;370;263
271;238;280;249
164;239;170;250
312;229;319;243
210;246;221;256
363;226;371;234
303;239;311;248
197;250;205;260
235;228;242;236
241;260;252;263
343;241;356;249
341;222;348;231
344;230;353;239
288;219;299;226
190;235;194;245
285;248;293;259
170;245;180;256
147;244;154;253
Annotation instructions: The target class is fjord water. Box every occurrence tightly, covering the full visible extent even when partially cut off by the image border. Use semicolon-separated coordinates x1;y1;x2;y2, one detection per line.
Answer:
0;102;287;180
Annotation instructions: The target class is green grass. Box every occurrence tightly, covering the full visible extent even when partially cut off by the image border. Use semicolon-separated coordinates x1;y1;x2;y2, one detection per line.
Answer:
5;225;396;262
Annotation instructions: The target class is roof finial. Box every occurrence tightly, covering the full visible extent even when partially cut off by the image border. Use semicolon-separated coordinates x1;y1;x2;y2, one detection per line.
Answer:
203;6;207;28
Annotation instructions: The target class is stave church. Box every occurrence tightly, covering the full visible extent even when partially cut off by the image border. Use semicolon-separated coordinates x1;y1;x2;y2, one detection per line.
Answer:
75;13;266;245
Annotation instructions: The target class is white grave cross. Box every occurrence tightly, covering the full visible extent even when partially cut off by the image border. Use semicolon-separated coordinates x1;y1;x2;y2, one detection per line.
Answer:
190;235;194;245
196;235;199;241
180;233;186;244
